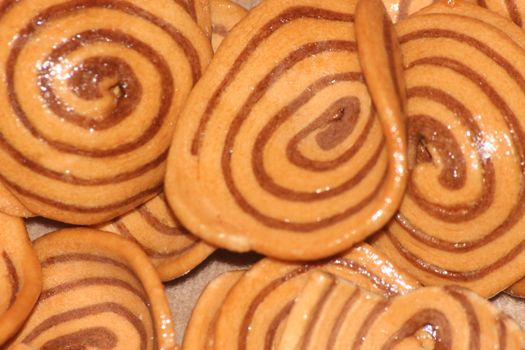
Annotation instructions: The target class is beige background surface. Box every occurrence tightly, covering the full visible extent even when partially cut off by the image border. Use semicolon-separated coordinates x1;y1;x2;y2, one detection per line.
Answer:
25;0;525;344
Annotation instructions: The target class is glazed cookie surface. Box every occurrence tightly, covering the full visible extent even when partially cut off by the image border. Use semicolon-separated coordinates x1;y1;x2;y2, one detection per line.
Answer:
165;0;407;260
9;228;176;350
212;244;420;349
373;6;525;296
0;213;41;346
0;0;212;225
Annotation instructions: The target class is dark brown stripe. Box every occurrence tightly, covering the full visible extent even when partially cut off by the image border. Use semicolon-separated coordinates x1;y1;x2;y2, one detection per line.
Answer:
2;251;19;307
40;327;117;350
504;0;522;27
22;302;147;350
191;6;354;155
212;23;229;37
0;135;167;185
351;299;390;350
445;287;480;350
381;309;452;350
137;200;188;236
1;177;162;213
39;277;149;306
113;220;198;258
264;300;294;350
41;253;133;275
326;288;361;350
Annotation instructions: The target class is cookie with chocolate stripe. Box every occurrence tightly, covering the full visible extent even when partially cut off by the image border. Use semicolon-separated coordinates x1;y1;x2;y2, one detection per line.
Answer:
212;244;420;349
8;228;176;350
0;212;41;346
97;193;215;281
165;0;407;260
0;0;212;224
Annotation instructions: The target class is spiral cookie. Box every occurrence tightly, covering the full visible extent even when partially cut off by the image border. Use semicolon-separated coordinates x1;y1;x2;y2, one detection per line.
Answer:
371;7;525;297
210;0;247;52
10;228;176;350
0;213;41;346
0;0;212;225
278;275;525;349
183;270;244;350
212;244;420;350
98;193;215;281
165;0;407;260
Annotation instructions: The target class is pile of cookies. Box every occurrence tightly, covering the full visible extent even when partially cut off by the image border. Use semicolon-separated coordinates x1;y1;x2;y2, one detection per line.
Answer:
2;0;525;348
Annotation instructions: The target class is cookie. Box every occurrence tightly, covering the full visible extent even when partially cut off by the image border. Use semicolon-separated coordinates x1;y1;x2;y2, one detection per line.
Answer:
279;275;525;349
212;244;420;349
0;0;212;225
182;270;244;350
165;0;407;260
372;7;525;296
98;193;215;281
210;0;247;51
277;272;427;350
0;213;41;346
8;228;176;350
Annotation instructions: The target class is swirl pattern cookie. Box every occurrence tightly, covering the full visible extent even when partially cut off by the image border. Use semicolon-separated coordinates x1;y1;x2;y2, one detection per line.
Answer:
0;213;41;346
278;274;525;349
0;0;212;225
210;0;247;52
212;244;420;349
183;270;244;350
372;7;525;296
9;228;176;350
165;0;407;260
98;193;215;281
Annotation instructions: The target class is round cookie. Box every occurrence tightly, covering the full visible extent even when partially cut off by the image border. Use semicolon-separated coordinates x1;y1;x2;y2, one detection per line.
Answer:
212;244;421;349
182;270;244;350
210;0;247;52
372;7;525;296
8;228;176;350
0;0;212;225
165;0;407;260
97;193;216;281
0;213;41;346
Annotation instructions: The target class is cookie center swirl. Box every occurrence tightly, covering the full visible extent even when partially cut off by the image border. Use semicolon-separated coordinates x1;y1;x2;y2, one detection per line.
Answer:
40;55;142;130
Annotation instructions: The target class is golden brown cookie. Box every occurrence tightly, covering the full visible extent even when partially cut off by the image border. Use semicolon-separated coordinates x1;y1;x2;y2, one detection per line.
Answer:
212;244;420;349
9;228;176;350
210;0;247;51
98;193;215;281
0;182;33;218
0;213;41;346
182;270;244;350
279;276;525;349
165;0;407;260
372;7;525;297
277;272;428;350
0;0;212;225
